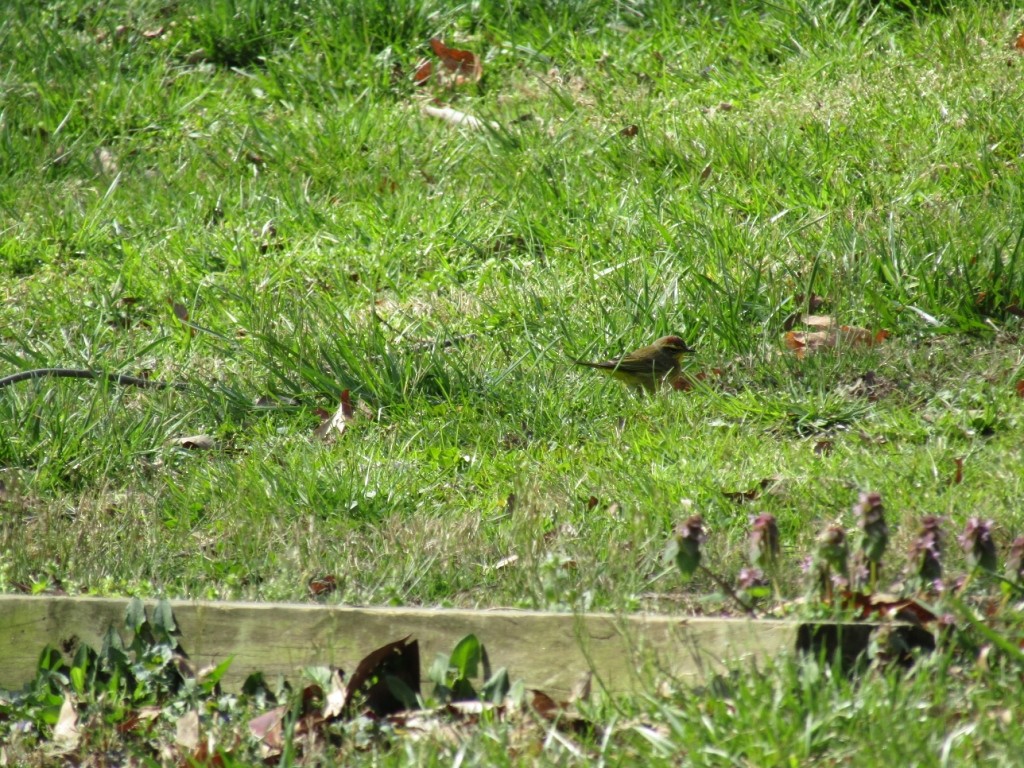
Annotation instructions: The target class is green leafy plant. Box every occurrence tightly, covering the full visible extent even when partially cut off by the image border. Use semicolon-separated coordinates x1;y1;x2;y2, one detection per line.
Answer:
428;633;510;705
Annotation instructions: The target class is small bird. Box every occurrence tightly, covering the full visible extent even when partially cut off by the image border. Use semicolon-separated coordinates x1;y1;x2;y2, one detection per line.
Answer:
573;335;694;393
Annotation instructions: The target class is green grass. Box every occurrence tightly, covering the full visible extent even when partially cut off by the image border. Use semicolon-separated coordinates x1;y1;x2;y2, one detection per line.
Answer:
2;0;1024;762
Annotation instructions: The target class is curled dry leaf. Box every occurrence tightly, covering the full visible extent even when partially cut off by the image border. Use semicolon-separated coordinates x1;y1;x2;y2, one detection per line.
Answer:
308;575;338;597
53;694;80;751
413;58;433;85
169;299;197;336
492;554;519;570
422;104;495;131
94;146;118;175
722;477;776;503
950;456;964;485
1015;31;1024;50
169;434;216;450
802;314;836;329
342;636;421;717
429;38;482;84
814;439;834;456
529;689;594;736
174;709;200;751
784;324;889;358
314;390;355;442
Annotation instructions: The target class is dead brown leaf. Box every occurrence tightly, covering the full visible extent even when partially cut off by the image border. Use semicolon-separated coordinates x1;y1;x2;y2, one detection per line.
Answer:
94;146;118;175
343;637;421;717
248;707;286;751
723;477;775;503
174;709;200;751
413;58;433;85
168;299;197;336
429;38;482;84
116;706;161;735
840;591;938;624
314;390;354;442
814;439;834;456
1015;379;1024;398
529;689;594;736
169;434;216;450
1015;30;1024;50
53;694;80;752
308;575;338;597
619;124;639;138
950;456;964;485
422;103;492;131
784;325;889;358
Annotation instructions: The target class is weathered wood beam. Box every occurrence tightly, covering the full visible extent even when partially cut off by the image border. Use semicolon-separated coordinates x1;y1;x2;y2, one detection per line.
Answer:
0;596;821;695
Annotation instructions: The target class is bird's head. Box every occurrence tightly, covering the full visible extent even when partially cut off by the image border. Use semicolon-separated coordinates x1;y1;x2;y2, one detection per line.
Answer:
656;335;695;359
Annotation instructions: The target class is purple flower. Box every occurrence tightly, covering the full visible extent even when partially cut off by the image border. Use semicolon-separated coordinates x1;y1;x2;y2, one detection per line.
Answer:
909;515;943;584
748;513;780;569
958;517;997;573
854;491;888;566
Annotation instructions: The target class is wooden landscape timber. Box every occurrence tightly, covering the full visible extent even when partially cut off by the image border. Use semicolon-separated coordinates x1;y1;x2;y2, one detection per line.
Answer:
0;596;929;696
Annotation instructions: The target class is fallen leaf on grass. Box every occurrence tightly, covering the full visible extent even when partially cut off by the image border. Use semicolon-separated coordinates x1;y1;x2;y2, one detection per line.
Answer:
492;554;519;571
722;477;776;503
250;684;326;756
168;434;216;450
814;439;834;456
53;694;80;751
314;390;354;442
1015;380;1024;398
784;323;889;358
422;103;494;131
429;38;482;84
248;707;286;751
175;709;200;751
94;146;118;175
949;456;964;485
413;58;433;85
671;368;723;392
308;575;338;597
1015;31;1024;50
116;706;161;735
619;124;639;137
530;689;594;737
168;299;197;336
802;314;837;329
343;636;421;717
840;591;938;624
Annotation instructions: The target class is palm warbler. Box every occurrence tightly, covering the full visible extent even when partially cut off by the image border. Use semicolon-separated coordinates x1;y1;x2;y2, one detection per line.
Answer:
573;335;694;393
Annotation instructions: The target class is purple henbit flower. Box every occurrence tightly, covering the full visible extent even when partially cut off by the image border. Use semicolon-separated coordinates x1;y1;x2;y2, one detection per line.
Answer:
958;517;997;573
813;524;849;602
672;514;706;580
1006;536;1024;584
850;550;872;590
748;513;780;570
854;491;889;565
909;515;943;584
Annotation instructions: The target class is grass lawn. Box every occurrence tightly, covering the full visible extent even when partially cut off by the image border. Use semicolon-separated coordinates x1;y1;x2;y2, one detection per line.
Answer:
2;0;1024;763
